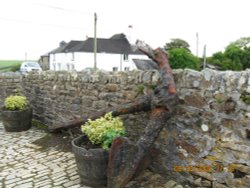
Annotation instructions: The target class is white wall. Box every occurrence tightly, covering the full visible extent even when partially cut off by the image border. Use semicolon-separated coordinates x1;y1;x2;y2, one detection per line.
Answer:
49;53;75;71
49;52;149;71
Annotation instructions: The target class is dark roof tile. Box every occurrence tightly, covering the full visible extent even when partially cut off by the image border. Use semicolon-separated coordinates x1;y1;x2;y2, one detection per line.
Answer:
70;37;132;54
110;33;126;40
133;59;158;70
49;34;144;55
49;41;82;53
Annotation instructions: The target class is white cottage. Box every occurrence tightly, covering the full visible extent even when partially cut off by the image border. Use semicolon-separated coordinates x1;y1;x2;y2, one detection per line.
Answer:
49;34;150;72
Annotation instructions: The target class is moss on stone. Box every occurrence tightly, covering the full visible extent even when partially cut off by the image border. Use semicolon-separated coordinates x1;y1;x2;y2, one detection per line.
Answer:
241;94;250;105
214;94;225;104
136;83;157;97
32;119;48;130
136;84;145;96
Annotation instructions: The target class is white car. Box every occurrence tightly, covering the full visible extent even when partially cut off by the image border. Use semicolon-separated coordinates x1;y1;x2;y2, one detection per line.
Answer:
20;61;42;73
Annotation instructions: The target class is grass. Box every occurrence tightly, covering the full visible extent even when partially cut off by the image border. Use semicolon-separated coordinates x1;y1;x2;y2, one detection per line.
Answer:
0;60;22;72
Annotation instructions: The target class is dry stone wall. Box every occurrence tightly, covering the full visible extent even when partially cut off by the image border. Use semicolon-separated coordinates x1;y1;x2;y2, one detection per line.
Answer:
0;72;22;106
0;69;250;187
20;70;159;126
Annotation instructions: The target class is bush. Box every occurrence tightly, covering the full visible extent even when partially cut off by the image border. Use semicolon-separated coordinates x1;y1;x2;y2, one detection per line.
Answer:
81;112;125;149
168;48;201;70
11;64;21;72
241;94;250;105
4;95;28;111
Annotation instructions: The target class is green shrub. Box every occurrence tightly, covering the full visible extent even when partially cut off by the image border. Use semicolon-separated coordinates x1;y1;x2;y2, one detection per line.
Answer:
4;95;28;111
241;95;250;105
136;84;145;96
168;48;201;70
10;64;21;72
81;112;125;149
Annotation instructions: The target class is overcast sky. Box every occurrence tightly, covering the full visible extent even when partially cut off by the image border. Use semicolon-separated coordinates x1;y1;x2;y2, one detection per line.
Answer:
0;0;250;60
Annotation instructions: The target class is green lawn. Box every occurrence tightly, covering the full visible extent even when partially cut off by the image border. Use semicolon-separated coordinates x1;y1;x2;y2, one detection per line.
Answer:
0;60;22;72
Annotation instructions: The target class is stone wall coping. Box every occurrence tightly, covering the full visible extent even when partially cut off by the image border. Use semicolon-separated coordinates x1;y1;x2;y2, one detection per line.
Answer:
1;68;250;83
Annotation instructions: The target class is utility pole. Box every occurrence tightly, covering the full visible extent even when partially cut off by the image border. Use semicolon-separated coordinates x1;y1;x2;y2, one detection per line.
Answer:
94;12;97;70
25;52;27;61
203;44;207;69
196;32;199;57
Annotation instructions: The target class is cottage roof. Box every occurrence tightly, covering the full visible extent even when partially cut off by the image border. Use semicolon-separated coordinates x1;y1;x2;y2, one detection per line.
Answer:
133;59;158;70
49;34;144;55
49;41;82;54
109;33;127;40
70;37;132;54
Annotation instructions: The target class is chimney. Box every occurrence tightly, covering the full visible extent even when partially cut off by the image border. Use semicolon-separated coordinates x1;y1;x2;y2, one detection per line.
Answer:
127;25;133;44
59;41;66;47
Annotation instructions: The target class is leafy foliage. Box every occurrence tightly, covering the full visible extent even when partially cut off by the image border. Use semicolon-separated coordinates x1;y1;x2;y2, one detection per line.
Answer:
241;47;250;69
168;48;201;70
81;112;125;149
229;37;250;49
163;38;201;70
4;95;28;111
241;94;250;105
10;63;21;72
163;36;250;71
208;37;250;70
164;38;191;52
211;54;242;70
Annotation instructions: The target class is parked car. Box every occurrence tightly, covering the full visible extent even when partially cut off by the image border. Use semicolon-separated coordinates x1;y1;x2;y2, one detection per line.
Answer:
20;61;42;73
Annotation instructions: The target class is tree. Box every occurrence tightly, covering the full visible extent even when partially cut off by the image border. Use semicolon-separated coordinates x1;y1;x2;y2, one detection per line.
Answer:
224;44;243;70
164;38;200;70
208;39;250;70
229;37;250;49
209;51;243;71
211;51;224;62
164;38;191;52
227;37;250;69
241;47;250;69
168;48;200;70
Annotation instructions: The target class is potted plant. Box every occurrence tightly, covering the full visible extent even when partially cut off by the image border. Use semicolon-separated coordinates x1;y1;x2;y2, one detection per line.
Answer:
72;112;125;187
0;95;32;132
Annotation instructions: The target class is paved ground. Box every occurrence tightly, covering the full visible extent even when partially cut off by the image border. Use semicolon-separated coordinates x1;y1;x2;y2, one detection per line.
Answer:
0;122;91;188
0;122;187;188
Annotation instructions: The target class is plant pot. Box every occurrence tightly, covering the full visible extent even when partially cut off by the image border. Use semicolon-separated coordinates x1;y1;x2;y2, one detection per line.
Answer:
0;107;32;132
72;135;109;187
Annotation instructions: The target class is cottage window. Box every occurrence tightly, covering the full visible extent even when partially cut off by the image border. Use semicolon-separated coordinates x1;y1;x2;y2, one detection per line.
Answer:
123;54;129;61
71;63;75;70
113;67;118;72
53;54;56;61
124;67;130;71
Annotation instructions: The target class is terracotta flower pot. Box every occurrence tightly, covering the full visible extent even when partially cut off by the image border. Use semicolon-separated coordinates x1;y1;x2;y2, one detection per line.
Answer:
0;107;32;132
